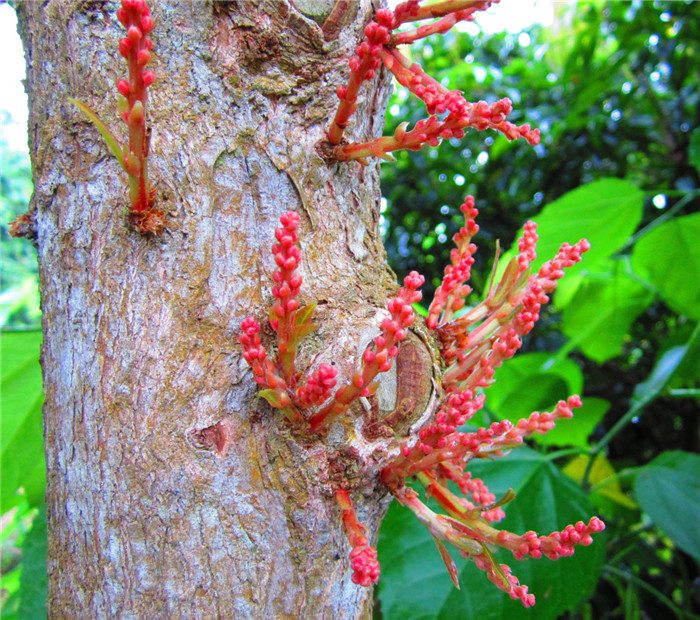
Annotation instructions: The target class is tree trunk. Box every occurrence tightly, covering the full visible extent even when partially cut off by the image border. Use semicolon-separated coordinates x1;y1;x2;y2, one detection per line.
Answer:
16;1;404;616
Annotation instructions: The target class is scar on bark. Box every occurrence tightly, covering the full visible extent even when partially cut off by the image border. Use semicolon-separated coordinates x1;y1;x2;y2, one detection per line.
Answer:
190;419;238;457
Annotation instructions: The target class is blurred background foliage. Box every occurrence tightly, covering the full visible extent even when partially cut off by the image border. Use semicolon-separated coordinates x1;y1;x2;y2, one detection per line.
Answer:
1;1;699;618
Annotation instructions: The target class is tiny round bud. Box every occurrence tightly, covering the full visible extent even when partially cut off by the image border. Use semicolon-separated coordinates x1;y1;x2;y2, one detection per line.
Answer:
119;38;131;57
137;49;151;66
127;26;142;43
117;79;131;97
141;15;155;33
142;71;155;87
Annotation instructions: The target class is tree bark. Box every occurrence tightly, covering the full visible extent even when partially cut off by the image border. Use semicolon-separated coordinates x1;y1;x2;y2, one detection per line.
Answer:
15;1;417;617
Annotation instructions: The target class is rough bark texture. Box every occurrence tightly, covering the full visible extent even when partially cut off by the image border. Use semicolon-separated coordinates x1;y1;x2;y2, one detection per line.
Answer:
15;1;443;617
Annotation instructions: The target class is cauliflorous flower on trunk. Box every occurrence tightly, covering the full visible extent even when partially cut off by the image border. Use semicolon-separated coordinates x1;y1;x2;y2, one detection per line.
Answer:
239;204;603;605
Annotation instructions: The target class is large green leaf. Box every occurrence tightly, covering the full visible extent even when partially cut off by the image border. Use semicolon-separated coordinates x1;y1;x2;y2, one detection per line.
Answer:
378;447;605;620
534;397;609;449
634;451;700;562
485;353;584;435
17;505;47;620
561;261;654;363
486;353;584;440
1;331;45;511
630;212;700;320
498;178;644;280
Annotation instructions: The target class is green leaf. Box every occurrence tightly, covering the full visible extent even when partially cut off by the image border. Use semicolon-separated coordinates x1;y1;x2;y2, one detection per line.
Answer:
1;331;45;512
258;389;283;408
535;397;609;449
499;178;644;279
288;322;318;350
689;128;700;175
413;303;429;318
563;454;637;511
378;447;605;620
634;451;700;562
486;352;583;420
294;302;317;327
630;212;700;319
561;261;654;363
631;344;689;409
18;504;47;620
69;98;126;170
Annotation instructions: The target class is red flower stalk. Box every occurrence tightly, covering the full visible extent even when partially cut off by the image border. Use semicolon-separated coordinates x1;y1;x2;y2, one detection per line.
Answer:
239;316;303;425
327;10;394;145
436;222;591;389
238;208;604;602
269;211;309;385
393;1;498;45
326;0;539;163
239;214;423;434
427;195;479;329
70;0;165;235
388;413;604;609
393;0;497;27
335;489;380;587
375;197;603;604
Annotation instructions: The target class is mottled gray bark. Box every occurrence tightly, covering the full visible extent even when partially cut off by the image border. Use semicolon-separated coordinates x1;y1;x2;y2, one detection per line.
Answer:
14;0;429;617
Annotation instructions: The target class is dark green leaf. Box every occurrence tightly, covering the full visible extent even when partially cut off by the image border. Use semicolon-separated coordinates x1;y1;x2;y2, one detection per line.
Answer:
634;451;700;562
486;352;583;418
17;504;47;620
631;345;690;409
499;179;644;279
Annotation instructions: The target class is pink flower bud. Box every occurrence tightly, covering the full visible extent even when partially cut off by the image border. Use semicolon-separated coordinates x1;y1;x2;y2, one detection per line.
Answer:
137;49;151;66
142;71;155;87
119;38;131;57
117;79;131;96
141;15;155;33
127;25;142;42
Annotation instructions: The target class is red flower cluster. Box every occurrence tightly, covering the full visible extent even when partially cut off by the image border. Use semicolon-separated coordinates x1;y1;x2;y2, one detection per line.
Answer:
327;0;539;163
71;0;165;234
239;204;603;605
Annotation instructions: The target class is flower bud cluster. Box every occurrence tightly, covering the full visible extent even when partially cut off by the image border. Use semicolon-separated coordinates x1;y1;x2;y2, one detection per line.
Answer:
336;489;380;587
497;516;606;561
238;214;427;438
379;195;603;606
115;0;161;231
270;212;303;373
116;0;156;108
327;11;393;145
295;363;338;408
473;557;536;608
328;0;539;163
427;196;479;329
71;0;164;234
308;271;425;431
